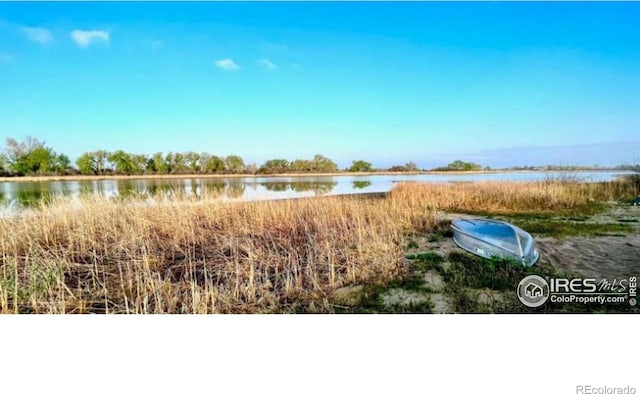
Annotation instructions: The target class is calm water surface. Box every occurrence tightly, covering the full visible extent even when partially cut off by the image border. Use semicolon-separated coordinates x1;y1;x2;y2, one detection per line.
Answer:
0;171;634;214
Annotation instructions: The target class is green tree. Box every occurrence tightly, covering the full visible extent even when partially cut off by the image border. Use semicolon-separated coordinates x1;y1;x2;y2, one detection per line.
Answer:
348;160;372;172
164;153;175;174
389;161;419;172
76;152;96;175
258;159;290;174
93;150;110;174
310;154;338;172
130;154;148;174
152;152;169;174
225;155;245;174
447;160;482;171
184;152;201;173
432;160;483;171
290;159;311;172
4;137;45;164
53;154;71;175
75;151;110;175
109;150;134;174
11;146;55;175
145;156;157;173
202;154;225;173
405;161;418;171
170;152;187;174
0;153;6;174
3;136;54;175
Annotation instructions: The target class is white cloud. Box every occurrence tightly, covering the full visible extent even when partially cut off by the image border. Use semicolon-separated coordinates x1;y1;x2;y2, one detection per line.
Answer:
258;58;276;70
214;58;239;71
21;26;53;44
70;30;110;48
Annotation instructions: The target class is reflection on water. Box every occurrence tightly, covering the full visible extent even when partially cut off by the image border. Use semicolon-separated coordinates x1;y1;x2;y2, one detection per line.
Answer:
227;181;246;198
261;181;337;195
263;182;289;192
353;181;372;189
0;170;635;214
5;181;74;208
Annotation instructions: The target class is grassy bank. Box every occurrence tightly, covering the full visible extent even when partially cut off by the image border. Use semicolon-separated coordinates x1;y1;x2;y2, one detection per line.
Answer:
0;178;637;313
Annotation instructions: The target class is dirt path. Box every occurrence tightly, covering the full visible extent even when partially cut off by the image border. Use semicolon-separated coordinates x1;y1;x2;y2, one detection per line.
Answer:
537;234;640;278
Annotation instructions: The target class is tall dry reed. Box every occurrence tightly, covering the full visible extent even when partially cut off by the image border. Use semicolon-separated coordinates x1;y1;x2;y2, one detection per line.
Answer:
0;193;436;313
391;179;634;214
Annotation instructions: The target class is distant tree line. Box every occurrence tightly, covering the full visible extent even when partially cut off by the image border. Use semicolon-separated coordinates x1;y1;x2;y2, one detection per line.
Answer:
7;136;628;178
258;155;339;174
1;137;434;177
501;164;639;171
0;137;408;177
0;137;253;177
388;161;419;172
431;160;483;172
614;164;640;172
75;150;247;176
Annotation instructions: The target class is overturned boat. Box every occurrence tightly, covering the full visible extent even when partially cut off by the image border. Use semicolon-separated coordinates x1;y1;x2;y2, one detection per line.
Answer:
451;219;539;266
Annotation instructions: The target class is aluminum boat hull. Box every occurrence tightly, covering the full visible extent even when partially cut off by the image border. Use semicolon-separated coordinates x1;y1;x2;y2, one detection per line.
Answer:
451;219;539;266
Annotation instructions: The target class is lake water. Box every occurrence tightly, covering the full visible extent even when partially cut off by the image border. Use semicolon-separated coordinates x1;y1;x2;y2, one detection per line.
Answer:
0;171;635;214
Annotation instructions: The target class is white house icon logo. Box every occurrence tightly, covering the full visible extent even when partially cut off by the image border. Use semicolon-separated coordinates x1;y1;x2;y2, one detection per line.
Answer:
517;275;550;307
525;282;544;298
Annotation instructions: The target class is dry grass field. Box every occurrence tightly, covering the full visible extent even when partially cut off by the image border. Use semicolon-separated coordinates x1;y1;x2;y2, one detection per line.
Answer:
1;177;637;313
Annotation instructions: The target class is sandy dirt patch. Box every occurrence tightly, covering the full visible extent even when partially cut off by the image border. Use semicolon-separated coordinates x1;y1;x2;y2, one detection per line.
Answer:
537;234;640;278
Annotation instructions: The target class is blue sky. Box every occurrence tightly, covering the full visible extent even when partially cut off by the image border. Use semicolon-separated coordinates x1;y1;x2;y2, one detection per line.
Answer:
0;2;639;168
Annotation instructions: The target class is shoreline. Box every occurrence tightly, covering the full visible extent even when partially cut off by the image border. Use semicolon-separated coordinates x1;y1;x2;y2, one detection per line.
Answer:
0;169;633;183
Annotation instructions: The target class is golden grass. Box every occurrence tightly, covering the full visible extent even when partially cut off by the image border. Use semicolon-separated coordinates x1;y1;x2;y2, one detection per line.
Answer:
0;178;635;313
391;178;636;214
0;193;437;313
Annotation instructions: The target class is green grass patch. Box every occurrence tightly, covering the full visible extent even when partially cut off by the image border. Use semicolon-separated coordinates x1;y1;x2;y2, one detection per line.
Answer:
453;202;610;220
387;274;430;293
446;288;480;313
406;239;420;249
443;251;553;291
427;233;441;242
512;220;634;238
406;251;444;263
406;252;445;273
